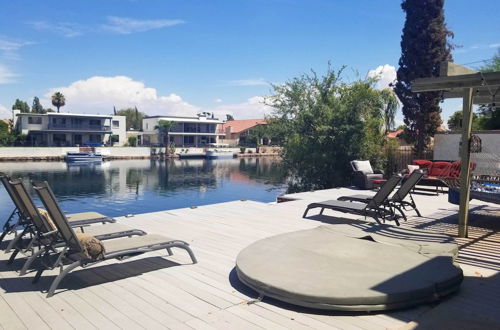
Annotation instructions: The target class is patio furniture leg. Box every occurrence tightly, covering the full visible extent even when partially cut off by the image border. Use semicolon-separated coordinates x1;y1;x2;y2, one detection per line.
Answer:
47;261;82;298
7;249;20;264
20;247;46;276
33;268;45;283
5;226;30;253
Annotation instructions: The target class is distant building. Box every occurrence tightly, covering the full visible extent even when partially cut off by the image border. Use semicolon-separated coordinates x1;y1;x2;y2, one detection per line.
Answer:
141;114;224;147
13;110;126;146
218;119;267;146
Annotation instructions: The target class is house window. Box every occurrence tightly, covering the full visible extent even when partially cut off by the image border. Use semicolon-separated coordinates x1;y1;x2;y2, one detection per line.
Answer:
184;123;197;133
28;117;42;124
112;120;120;128
53;134;66;146
89;134;102;143
183;136;195;144
89;119;101;126
71;118;83;126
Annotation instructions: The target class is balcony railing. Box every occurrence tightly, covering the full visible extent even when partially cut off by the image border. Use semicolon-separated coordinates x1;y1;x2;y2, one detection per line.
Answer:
48;124;111;131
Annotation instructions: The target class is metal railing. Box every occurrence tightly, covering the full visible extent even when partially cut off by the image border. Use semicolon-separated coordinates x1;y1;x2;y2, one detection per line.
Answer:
48;124;111;131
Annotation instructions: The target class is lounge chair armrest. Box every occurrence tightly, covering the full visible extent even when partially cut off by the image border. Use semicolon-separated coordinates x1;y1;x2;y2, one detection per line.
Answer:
40;230;58;237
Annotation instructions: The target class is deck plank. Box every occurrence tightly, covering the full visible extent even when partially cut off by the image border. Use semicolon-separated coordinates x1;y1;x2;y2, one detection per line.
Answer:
1;187;499;329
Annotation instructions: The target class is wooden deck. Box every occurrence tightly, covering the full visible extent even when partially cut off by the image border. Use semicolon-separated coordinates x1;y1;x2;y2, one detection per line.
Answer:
1;187;499;329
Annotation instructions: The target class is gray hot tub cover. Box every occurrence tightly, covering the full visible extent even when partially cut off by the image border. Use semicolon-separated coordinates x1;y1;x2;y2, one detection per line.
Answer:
236;225;462;311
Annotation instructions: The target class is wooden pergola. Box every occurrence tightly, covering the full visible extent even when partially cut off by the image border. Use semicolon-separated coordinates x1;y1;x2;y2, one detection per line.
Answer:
412;62;500;238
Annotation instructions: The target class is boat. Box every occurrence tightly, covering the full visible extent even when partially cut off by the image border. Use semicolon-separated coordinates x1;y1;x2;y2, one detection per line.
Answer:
206;150;235;159
66;147;103;163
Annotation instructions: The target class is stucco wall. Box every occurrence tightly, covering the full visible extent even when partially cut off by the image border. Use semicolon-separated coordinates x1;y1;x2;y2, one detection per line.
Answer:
434;132;500;161
0;147;151;160
434;132;500;174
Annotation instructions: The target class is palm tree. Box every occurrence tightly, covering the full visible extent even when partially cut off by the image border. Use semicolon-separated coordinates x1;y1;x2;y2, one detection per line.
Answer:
380;88;399;135
154;120;178;148
51;92;66;113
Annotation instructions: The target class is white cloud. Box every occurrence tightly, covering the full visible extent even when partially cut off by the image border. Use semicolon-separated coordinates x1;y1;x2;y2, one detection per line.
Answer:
367;64;397;90
0;37;34;52
214;98;223;103
0;104;11;120
455;42;500;54
209;96;273;120
102;16;185;34
0;64;18;83
0;36;35;59
28;21;85;37
226;78;269;87
42;76;199;116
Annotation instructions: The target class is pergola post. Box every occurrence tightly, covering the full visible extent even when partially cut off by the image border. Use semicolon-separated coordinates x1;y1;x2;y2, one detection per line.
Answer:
458;88;474;238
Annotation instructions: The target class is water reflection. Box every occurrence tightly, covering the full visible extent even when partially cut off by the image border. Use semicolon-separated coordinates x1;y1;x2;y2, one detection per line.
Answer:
0;157;286;222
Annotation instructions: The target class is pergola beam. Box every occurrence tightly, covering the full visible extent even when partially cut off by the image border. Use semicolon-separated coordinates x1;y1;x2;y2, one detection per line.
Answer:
412;72;500;92
410;61;500;238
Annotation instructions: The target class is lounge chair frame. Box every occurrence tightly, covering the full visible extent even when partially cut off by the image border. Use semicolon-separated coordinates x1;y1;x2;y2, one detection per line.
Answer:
32;181;197;298
5;178;146;275
1;172;117;253
338;170;424;222
303;175;403;224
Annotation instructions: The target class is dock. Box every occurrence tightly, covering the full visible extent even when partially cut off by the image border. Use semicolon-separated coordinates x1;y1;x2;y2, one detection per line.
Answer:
1;187;499;329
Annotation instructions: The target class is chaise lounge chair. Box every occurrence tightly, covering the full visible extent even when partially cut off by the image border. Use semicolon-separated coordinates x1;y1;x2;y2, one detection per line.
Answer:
337;170;425;222
32;181;197;298
1;172;116;252
5;178;147;275
303;174;402;225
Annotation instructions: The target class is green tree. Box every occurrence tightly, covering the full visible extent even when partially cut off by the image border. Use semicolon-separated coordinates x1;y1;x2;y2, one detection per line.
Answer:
479;49;500;73
226;114;234;121
32;96;46;114
394;0;453;156
265;66;387;192
447;110;479;131
116;108;146;130
12;99;30;113
247;124;270;146
474;49;500;129
380;88;399;134
0;120;15;146
51;92;66;113
127;136;137;146
154;120;178;147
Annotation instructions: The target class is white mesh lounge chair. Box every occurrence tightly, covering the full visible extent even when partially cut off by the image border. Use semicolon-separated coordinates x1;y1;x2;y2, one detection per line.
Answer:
303;175;403;224
32;181;197;298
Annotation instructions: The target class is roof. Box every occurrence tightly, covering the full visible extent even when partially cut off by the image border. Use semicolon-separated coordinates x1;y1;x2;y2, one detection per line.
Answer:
387;129;404;138
15;112;113;118
144;115;223;124
220;119;267;134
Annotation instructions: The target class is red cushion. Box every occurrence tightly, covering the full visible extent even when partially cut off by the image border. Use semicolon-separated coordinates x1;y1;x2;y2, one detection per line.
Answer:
449;161;461;178
448;161;476;178
413;160;433;169
428;162;452;177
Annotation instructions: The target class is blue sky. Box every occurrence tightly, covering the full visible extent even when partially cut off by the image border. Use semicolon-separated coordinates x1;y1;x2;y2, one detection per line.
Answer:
0;0;499;123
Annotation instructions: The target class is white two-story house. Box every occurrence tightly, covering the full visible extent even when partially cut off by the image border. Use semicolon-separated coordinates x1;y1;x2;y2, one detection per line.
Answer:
13;110;126;146
141;113;224;147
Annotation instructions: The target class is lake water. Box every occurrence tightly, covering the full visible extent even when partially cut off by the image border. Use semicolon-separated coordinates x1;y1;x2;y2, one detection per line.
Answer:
0;157;286;225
